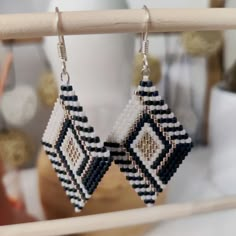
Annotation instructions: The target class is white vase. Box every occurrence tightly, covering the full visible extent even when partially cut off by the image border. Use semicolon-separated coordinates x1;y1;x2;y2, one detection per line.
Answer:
209;85;236;194
44;0;135;139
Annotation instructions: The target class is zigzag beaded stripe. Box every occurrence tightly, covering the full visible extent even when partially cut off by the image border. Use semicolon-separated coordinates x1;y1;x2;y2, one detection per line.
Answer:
105;142;158;206
60;85;111;194
42;84;112;212
42;101;86;212
137;79;193;182
106;77;193;206
42;141;85;211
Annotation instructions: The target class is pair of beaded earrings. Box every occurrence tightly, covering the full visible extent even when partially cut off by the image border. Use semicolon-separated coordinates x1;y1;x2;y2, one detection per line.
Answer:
42;6;193;212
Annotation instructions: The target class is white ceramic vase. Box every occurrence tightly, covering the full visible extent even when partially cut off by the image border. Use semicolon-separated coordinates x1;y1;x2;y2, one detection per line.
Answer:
44;0;135;139
209;85;236;194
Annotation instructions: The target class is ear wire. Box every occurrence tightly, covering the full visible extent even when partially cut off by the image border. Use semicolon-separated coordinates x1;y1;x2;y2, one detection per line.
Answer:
140;5;151;78
55;7;70;84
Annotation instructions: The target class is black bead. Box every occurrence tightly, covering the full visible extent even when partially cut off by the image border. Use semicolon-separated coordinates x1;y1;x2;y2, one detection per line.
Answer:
153;91;159;96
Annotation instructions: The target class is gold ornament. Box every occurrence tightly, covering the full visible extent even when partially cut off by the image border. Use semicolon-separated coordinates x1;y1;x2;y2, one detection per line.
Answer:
182;31;223;57
133;54;161;87
0;129;33;168
38;72;58;107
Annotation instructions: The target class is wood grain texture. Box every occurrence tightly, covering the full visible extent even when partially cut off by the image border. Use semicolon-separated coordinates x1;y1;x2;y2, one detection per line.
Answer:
1;193;236;236
0;9;236;39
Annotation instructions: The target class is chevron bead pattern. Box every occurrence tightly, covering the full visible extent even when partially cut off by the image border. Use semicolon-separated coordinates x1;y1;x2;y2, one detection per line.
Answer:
106;76;193;206
42;84;111;212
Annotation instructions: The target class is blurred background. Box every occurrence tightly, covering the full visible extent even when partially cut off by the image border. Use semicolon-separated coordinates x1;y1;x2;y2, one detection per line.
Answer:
0;0;236;235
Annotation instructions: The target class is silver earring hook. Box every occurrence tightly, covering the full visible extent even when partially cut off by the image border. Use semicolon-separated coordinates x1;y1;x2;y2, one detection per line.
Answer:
55;7;61;39
140;5;151;78
143;5;150;44
55;7;69;84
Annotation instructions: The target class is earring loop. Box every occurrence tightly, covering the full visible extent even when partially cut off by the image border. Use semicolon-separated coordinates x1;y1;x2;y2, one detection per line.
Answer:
55;7;60;37
140;5;151;78
55;7;65;46
143;5;150;42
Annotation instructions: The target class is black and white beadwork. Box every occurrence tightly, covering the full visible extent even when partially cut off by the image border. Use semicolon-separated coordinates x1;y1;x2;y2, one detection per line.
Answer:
106;76;193;206
42;84;111;212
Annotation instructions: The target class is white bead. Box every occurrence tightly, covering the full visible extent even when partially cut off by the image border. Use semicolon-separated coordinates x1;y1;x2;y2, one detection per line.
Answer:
162;104;168;110
176;121;180;126
186;137;192;143
162;114;167;118
150;86;155;92
168;113;174;118
180;130;186;135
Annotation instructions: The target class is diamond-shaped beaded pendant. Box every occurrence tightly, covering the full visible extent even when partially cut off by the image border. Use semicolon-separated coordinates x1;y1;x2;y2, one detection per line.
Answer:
106;76;193;206
42;84;112;212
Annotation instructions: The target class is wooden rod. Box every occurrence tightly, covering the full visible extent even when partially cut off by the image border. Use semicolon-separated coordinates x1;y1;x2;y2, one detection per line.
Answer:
0;196;236;236
0;8;236;39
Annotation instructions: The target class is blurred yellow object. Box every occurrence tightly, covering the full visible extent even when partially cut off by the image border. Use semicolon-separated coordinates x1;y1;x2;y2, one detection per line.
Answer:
182;31;223;57
133;54;161;87
38;72;58;107
0;129;32;168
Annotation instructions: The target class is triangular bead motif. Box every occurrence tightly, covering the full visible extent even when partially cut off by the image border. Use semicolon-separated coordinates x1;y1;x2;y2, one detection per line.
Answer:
42;84;112;212
106;78;193;206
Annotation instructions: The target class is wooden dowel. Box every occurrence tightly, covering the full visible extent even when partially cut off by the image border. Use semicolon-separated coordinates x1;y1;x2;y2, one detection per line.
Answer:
0;196;236;236
0;8;236;40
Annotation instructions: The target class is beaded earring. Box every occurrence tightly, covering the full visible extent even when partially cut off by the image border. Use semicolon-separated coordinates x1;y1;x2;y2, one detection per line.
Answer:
106;6;193;206
42;8;112;212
